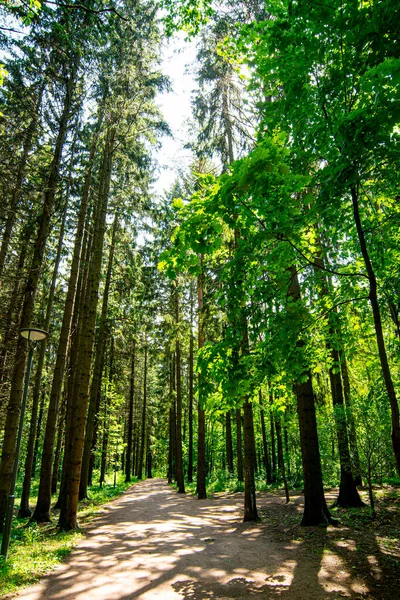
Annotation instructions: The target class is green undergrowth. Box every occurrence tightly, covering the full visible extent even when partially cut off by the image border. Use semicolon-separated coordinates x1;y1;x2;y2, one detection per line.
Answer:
0;474;136;598
183;470;298;497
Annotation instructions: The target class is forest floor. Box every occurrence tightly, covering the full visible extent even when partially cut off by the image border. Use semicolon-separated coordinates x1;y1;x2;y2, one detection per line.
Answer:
8;478;400;600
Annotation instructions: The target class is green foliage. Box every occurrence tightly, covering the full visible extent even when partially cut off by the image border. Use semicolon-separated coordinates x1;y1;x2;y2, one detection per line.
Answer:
159;0;214;37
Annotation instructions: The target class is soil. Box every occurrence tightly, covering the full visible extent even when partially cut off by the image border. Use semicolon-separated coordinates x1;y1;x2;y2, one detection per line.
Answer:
12;478;400;600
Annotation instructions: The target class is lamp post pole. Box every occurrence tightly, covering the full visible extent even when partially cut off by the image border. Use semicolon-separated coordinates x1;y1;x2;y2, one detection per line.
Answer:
1;328;49;559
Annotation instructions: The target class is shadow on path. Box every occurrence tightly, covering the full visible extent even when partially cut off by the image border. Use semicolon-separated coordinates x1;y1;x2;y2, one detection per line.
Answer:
14;479;399;600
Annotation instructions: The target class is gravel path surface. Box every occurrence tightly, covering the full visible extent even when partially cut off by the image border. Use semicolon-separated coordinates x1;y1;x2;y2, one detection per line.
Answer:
13;478;374;599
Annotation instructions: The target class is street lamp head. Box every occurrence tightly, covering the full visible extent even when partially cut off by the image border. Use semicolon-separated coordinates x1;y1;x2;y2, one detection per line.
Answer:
19;328;49;342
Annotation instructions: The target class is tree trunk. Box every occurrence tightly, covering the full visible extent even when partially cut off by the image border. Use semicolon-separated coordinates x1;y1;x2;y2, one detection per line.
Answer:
188;299;194;483
289;267;335;525
31;103;100;523
0;236;28;406
0;66;77;531
138;344;148;481
79;213;118;499
168;405;174;484
0;85;44;280
175;286;185;493
313;253;362;507
19;190;70;518
196;270;207;499
32;390;46;479
51;401;65;495
275;416;290;503
269;393;277;482
340;352;362;485
53;219;92;512
236;409;244;482
58;125;115;531
99;394;109;488
243;399;258;521
259;394;272;484
125;343;136;483
329;349;363;507
351;185;400;474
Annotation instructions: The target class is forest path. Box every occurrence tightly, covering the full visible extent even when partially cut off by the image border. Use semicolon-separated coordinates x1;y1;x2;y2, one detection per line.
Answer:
13;478;381;599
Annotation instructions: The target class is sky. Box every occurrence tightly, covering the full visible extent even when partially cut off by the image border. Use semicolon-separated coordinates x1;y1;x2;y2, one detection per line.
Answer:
152;32;198;197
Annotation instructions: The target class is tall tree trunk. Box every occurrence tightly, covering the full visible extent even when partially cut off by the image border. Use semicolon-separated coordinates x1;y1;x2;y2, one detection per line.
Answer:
269;392;277;482
138;343;148;481
53;217;92;512
351;185;400;474
125;342;136;483
187;292;194;483
236;409;244;482
329;349;363;507
340;352;362;485
243;399;258;521
196;270;207;499
146;432;153;479
51;399;65;495
275;416;290;503
175;285;185;493
289;267;335;525
314;253;362;507
58;125;115;531
0;235;28;403
168;405;174;484
99;392;109;488
284;423;291;479
259;392;272;484
32;390;46;479
234;225;258;521
0;85;44;280
19;189;70;518
79;213;118;499
226;411;234;473
32;106;104;523
0;65;77;530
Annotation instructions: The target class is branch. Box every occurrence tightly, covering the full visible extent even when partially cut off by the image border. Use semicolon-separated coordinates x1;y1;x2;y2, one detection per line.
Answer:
282;235;369;280
237;197;369;280
47;1;128;20
299;295;370;334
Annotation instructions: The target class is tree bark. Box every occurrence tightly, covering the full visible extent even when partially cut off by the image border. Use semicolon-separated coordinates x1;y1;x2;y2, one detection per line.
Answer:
340;352;362;485
0;85;44;280
196;270;207;499
137;343;148;481
19;189;70;518
243;399;258;521
51;400;65;495
188;295;194;483
58;125;115;531
226;411;234;474
313;253;362;507
351;185;400;475
125;342;136;483
259;393;272;484
236;409;244;482
275;416;290;503
175;285;185;493
0;65;77;531
79;213;118;499
289;267;335;525
269;393;277;482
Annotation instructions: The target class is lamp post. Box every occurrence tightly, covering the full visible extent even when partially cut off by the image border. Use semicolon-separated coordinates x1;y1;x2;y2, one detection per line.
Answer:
1;327;49;559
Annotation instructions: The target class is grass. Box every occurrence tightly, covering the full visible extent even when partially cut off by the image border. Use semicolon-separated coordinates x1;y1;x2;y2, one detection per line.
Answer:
0;473;136;598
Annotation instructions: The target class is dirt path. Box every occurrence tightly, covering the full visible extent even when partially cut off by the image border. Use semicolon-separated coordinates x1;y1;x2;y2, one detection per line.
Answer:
12;478;396;599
